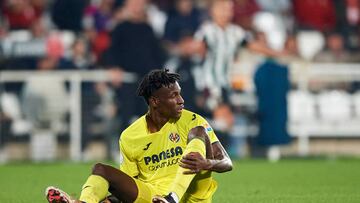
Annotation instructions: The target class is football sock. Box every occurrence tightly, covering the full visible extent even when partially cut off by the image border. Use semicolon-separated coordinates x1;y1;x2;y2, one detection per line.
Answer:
79;175;109;203
168;138;206;201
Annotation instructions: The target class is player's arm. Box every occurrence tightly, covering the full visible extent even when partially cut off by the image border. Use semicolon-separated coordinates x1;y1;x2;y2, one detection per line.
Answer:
246;39;287;57
180;113;232;174
180;138;232;174
207;141;233;173
180;141;232;174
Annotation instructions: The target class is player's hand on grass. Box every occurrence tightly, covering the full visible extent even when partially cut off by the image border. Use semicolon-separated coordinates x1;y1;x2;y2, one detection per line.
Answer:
179;152;211;174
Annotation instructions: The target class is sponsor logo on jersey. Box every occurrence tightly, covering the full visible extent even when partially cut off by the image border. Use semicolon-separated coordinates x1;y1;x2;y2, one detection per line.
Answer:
203;123;213;132
148;157;181;171
169;132;180;143
144;146;183;165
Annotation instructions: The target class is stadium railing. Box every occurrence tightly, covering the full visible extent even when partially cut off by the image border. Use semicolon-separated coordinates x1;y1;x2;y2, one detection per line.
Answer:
0;70;136;161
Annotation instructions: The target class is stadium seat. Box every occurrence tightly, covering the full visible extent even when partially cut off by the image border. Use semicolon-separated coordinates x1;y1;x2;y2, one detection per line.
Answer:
288;90;316;123
297;31;325;61
317;90;352;122
353;91;360;119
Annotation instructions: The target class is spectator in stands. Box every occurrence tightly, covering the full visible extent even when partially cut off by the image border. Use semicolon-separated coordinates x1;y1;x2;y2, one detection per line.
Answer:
101;0;166;132
232;0;260;30
314;32;360;63
51;0;86;33
313;32;360;92
163;0;205;111
82;0;116;63
284;34;299;56
83;0;115;33
293;0;336;32
87;29;111;63
164;0;204;44
104;0;166;76
66;38;94;70
146;2;167;38
2;0;40;30
29;0;47;17
333;0;360;50
1;18;48;71
30;19;47;39
152;0;174;12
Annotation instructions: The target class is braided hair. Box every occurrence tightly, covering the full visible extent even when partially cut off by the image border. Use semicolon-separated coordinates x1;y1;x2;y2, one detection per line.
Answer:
137;69;180;105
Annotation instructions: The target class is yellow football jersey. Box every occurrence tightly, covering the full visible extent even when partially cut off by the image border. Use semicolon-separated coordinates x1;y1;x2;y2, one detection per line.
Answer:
119;109;219;197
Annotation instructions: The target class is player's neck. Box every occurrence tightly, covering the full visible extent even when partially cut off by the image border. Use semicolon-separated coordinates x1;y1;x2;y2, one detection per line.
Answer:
146;111;169;133
214;20;229;30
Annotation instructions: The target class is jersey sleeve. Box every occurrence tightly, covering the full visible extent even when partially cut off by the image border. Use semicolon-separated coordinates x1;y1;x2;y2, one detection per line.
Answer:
119;137;139;177
194;24;206;42
237;28;251;48
188;113;219;144
194;22;211;46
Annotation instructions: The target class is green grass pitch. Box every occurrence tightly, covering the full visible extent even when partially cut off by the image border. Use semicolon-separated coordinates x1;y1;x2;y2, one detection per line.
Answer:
0;158;359;202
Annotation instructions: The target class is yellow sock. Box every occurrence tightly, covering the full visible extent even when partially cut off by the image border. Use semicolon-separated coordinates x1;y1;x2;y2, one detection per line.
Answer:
169;138;206;200
79;175;109;203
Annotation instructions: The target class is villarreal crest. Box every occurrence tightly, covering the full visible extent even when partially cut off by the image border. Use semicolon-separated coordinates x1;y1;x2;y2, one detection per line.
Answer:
169;132;180;143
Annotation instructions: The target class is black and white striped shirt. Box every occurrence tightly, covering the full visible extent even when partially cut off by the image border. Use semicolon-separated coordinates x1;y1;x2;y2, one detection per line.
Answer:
194;21;248;98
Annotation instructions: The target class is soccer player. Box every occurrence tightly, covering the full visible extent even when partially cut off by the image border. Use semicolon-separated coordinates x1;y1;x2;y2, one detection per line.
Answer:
45;69;232;203
194;0;286;107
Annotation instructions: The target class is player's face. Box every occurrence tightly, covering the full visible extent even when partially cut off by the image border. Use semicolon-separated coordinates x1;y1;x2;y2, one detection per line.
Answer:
211;0;234;27
153;82;184;119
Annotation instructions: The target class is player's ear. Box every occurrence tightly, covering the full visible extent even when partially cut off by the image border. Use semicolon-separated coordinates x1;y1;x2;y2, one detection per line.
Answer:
149;96;159;107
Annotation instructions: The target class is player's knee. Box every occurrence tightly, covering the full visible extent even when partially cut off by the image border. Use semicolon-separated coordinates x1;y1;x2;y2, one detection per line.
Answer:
188;126;208;143
92;163;107;177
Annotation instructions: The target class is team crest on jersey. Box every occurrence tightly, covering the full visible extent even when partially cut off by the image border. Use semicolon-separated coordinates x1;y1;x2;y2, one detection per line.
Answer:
169;132;180;143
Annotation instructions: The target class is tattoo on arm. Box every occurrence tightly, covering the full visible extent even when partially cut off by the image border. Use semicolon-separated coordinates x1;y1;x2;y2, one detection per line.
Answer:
208;142;232;173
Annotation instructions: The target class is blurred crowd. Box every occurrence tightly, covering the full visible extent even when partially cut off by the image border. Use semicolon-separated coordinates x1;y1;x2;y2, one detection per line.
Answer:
1;0;360;160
